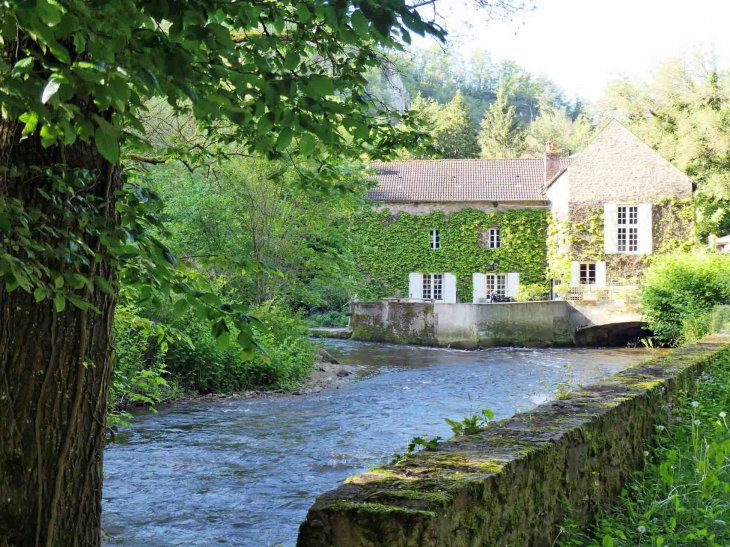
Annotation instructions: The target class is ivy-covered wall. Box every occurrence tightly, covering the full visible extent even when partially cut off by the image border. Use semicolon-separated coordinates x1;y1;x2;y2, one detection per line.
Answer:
352;208;550;302
547;198;695;284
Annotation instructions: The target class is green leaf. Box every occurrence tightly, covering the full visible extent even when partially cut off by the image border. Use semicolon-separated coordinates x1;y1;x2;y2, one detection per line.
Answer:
300;133;316;156
11;57;34;77
73;33;86;53
276;128;293;152
350;10;369;37
602;535;614;547
173;298;190;318
54;294;66;312
309;75;335;98
36;0;63;26
284;51;301;71
296;3;311;22
257;114;274;135
95;127;119;163
216;329;230;351
34;287;47;302
54;276;64;289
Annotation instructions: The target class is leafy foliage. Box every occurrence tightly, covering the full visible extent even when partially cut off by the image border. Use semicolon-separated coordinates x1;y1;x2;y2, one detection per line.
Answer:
445;407;495;436
640;252;730;345
353;208;550;301
0;0;446;353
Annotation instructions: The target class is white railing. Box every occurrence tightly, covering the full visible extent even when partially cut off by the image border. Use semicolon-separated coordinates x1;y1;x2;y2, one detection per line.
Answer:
564;283;639;302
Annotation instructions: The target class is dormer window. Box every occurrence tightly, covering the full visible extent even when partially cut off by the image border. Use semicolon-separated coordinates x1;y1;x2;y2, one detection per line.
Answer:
430;229;441;250
489;227;501;248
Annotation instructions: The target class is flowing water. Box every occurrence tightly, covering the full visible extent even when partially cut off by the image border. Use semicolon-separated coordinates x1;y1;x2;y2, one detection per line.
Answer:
102;340;657;547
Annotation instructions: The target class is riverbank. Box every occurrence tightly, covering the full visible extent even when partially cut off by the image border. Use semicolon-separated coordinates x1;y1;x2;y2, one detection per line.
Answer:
176;359;361;403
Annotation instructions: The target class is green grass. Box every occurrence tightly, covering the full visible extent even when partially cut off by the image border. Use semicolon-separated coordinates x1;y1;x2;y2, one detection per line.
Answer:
558;349;730;547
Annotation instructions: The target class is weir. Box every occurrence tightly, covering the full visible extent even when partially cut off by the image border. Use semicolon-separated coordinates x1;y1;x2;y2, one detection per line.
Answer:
296;329;730;547
348;300;646;348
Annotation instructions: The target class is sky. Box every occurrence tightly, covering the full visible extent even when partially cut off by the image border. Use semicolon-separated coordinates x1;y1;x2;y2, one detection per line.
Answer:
413;0;730;102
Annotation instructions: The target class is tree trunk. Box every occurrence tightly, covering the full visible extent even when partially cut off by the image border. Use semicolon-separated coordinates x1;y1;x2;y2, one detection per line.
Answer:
0;117;120;547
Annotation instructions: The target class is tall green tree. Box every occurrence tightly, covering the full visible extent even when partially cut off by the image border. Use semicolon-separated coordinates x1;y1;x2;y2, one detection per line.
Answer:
432;91;481;158
523;102;595;157
478;87;526;158
0;1;446;545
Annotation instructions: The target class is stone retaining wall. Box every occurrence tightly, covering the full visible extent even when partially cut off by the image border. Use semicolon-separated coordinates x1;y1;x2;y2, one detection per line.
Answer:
296;331;730;547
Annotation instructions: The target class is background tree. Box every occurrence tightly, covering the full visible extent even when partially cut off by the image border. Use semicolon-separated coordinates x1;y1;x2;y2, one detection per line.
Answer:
523;102;596;157
478;87;527;158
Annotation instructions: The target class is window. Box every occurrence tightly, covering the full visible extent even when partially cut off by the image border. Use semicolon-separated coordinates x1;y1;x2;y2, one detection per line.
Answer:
430;229;440;250
489;228;501;249
486;274;506;296
423;274;443;300
617;206;638;253
579;263;596;285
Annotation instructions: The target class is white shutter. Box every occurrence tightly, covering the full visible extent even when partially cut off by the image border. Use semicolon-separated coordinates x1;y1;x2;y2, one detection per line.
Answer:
506;272;520;298
595;261;607;288
443;273;457;303
472;273;486;303
408;272;423;301
604;204;618;254
638;203;653;254
570;261;580;287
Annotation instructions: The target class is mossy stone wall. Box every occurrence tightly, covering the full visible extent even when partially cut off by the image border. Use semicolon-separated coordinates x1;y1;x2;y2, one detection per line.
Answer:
297;331;730;547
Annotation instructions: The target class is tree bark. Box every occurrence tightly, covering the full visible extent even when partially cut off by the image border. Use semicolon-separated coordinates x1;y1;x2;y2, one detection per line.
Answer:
0;116;120;546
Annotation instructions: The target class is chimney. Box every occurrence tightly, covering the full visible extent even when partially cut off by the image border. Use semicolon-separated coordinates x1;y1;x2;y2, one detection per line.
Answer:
544;141;561;184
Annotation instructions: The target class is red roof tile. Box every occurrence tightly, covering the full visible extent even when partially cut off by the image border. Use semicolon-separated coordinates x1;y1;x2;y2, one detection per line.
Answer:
367;158;571;202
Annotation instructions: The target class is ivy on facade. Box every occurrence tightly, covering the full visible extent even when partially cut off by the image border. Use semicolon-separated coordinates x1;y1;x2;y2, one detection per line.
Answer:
546;198;695;285
352;208;550;302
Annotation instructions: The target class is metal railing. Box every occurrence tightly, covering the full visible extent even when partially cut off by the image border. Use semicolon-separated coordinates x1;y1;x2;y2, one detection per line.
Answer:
564;283;639;302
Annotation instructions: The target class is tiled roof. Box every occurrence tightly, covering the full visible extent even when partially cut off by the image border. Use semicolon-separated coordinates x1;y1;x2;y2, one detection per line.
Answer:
366;158;571;202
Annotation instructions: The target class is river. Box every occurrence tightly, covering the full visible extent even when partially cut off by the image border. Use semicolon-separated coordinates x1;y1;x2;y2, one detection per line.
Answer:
102;339;656;547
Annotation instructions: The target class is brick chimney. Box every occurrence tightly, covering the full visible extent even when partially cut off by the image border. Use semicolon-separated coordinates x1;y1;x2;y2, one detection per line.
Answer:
544;141;561;184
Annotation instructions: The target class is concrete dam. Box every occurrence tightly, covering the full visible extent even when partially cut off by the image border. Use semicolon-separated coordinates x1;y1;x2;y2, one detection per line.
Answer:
348;300;646;348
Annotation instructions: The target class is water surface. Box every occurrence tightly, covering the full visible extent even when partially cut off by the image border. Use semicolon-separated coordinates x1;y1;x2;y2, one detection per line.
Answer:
102;340;656;546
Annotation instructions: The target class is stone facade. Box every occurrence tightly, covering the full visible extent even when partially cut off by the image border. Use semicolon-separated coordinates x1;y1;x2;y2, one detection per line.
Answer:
546;120;695;284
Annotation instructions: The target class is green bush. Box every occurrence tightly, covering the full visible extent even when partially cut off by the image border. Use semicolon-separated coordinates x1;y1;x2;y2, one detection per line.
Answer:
164;301;315;393
640;252;730;345
305;309;349;328
109;302;186;428
515;282;551;302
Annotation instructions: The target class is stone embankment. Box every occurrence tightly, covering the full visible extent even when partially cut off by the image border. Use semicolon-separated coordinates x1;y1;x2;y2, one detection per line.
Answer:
296;330;730;547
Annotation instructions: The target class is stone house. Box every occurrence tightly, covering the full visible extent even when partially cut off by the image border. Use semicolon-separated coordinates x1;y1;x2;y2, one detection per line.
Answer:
361;120;694;303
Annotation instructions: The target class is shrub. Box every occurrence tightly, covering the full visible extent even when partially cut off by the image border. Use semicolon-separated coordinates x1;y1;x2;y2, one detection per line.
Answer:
305;309;349;328
163;300;315;393
640;252;730;345
515;282;551;302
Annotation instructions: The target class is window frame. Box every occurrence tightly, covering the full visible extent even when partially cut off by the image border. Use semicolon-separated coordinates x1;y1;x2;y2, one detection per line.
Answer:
423;273;444;301
579;263;596;285
429;229;441;250
485;273;507;296
489;227;501;249
617;205;639;254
